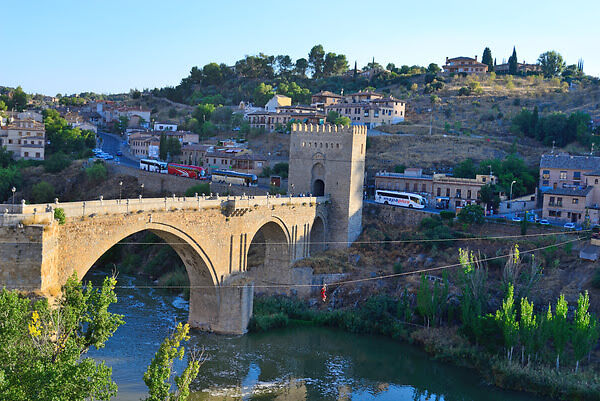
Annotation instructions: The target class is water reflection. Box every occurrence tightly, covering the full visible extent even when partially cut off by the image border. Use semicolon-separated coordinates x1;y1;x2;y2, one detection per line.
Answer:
86;272;543;401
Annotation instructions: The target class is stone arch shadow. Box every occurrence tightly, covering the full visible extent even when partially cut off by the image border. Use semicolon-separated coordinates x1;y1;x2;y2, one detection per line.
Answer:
310;214;327;255
246;218;292;294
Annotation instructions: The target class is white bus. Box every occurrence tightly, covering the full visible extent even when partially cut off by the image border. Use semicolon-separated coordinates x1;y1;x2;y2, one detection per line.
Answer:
375;190;426;209
140;159;168;173
211;170;258;186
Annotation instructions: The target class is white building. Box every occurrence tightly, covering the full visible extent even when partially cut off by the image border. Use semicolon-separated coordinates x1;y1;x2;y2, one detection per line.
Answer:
153;122;178;131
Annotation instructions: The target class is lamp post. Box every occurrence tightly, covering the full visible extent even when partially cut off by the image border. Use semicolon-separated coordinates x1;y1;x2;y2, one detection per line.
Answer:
140;183;144;198
119;181;123;202
291;184;295;196
510;180;517;202
11;187;16;205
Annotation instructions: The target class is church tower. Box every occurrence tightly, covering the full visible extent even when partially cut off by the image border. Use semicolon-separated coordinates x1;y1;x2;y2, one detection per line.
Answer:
288;123;366;247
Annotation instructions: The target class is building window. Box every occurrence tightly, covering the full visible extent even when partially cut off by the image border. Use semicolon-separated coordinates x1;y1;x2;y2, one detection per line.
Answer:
456;189;462;198
543;180;549;186
573;198;579;204
413;183;418;191
542;170;550;179
560;171;567;180
482;177;486;182
573;171;581;181
549;196;555;206
596;179;599;185
405;183;409;191
24;152;29;157
446;188;450;197
437;187;441;196
422;184;426;192
36;152;40;158
557;197;563;207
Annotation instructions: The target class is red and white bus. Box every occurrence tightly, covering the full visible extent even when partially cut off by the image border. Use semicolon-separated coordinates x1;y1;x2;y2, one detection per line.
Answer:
166;163;207;179
375;190;426;209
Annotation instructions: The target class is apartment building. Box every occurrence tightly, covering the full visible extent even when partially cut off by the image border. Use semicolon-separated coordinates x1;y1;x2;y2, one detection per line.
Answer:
539;155;600;225
443;56;488;74
539;153;600;191
247;105;325;132
311;91;343;109
0;115;45;160
374;169;497;210
203;150;266;175
129;130;199;159
323;90;406;128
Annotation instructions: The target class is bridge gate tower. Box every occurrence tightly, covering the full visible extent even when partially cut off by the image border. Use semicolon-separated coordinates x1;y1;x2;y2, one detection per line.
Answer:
288;123;366;247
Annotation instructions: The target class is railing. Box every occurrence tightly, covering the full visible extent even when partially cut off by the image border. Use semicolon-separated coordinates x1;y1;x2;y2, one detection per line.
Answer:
0;194;330;223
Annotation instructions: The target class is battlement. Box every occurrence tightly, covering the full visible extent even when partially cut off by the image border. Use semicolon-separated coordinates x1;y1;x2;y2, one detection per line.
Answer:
291;123;367;135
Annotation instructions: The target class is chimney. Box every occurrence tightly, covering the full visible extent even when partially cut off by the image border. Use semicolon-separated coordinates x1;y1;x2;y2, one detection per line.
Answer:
446;56;448;64
475;55;478;61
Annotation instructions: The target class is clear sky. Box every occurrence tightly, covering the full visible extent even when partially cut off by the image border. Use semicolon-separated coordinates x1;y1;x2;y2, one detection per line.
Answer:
2;0;599;95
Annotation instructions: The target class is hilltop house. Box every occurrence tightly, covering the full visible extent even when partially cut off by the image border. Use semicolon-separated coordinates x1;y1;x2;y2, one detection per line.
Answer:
443;56;488;74
0;114;46;160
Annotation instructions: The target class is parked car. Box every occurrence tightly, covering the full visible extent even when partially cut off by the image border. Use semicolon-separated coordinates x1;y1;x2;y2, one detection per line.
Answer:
116;151;123;156
539;219;550;225
564;222;576;230
512;216;523;222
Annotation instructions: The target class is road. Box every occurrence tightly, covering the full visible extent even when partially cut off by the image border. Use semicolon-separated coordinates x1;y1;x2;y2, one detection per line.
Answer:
97;131;138;168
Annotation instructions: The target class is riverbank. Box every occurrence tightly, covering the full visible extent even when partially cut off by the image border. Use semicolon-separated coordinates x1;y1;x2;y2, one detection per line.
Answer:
249;295;600;401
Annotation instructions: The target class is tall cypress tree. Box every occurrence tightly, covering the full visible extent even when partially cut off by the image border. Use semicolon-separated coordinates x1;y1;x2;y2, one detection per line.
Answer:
508;46;518;75
482;47;494;71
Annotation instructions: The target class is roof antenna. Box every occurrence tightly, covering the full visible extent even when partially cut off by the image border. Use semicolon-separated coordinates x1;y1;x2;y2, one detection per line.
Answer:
551;140;555;154
591;143;595;156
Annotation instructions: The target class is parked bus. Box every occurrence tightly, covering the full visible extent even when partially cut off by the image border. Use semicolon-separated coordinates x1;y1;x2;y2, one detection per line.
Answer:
211;170;258;186
375;190;426;209
140;159;167;173
167;163;207;179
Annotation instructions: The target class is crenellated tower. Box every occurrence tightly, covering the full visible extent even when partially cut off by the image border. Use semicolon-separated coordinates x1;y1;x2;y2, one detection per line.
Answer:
288;123;367;247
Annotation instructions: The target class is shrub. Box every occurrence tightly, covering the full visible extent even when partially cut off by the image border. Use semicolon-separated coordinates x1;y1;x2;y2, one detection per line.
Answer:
54;207;66;225
393;262;403;274
273;162;289;179
248;312;289;332
184;183;210;197
440;211;456;220
458;87;471;96
457;204;485;225
44;152;71;173
31;181;56;203
85;162;107;184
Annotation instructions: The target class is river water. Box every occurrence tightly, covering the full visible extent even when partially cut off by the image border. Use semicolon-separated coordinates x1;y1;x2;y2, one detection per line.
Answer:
87;272;544;401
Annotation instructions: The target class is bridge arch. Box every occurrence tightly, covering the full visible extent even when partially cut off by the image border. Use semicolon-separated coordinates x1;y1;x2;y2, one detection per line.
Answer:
73;222;221;331
246;218;291;293
310;215;326;255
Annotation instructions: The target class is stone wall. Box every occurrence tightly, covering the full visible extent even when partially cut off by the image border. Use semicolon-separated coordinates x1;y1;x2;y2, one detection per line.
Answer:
108;164;268;197
363;203;436;227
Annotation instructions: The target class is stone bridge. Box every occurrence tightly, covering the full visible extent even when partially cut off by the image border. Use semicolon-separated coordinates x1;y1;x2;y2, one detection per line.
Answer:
0;194;329;334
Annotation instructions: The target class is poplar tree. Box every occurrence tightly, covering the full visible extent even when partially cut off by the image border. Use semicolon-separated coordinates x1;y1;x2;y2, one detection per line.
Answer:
495;284;519;361
551;294;570;371
519;297;537;365
572;291;598;372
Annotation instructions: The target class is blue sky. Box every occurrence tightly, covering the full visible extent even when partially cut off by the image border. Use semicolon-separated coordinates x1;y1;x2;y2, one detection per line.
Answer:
2;0;598;95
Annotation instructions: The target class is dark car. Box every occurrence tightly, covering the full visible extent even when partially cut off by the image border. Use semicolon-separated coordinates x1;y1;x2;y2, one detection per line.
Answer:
116;151;123;156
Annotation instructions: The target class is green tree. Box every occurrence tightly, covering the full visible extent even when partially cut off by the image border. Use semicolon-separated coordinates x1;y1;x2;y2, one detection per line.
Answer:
538;51;566;78
192;103;216;124
143;322;202;401
308;45;325;77
508;47;518;75
184;183;210;197
457;204;485;225
495;284;519;360
295;58;308;77
115;116;129;134
551;294;570;371
482;47;494;71
85;162;108;184
31;181;56;203
426;63;441;74
0;274;124;401
44;151;72;173
202;63;223;85
253;83;275;107
572;291;597;372
11;86;29;111
458;249;488;341
416;274;434;327
519;297;537;365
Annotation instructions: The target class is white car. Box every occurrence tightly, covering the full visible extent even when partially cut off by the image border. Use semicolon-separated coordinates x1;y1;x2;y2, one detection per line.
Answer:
512;216;523;222
564;222;576;230
539;219;550;225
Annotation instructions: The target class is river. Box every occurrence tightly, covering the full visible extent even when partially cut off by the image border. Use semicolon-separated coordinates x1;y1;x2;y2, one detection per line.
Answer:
87;271;544;401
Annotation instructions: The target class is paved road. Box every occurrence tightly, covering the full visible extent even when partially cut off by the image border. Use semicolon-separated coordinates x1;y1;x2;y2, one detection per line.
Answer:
97;131;138;168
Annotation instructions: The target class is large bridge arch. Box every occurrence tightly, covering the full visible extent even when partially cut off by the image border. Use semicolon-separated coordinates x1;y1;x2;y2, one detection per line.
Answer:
59;221;223;331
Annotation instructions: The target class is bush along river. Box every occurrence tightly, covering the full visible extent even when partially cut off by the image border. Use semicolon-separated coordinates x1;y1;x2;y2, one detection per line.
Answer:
86;271;548;401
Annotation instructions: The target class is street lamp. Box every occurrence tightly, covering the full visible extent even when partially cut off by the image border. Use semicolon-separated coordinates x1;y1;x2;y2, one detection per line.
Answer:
119;181;123;202
140;183;144;198
291;184;295;196
11;187;16;205
510;180;517;201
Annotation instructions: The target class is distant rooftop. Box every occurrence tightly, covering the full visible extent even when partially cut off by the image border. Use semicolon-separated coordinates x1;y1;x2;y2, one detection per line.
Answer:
543;186;593;197
540;153;600;170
